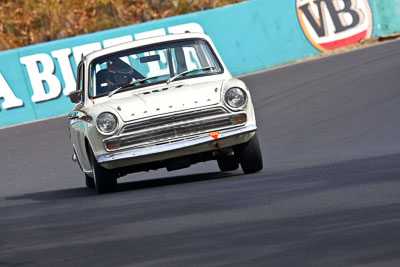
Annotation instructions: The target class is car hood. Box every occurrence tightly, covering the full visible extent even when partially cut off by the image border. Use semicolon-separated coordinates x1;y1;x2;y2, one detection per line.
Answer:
100;80;223;122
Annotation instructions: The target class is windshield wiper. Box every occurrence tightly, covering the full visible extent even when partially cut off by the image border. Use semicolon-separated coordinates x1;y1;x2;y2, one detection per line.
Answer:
108;76;161;98
166;66;215;84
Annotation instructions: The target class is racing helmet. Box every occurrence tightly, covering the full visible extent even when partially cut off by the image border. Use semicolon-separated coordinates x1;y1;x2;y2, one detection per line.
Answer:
106;58;134;87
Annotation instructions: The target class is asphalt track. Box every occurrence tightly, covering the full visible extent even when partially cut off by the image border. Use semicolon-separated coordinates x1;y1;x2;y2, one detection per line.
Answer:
1;39;400;266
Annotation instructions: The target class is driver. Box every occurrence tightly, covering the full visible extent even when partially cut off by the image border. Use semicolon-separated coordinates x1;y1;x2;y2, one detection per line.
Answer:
106;58;134;90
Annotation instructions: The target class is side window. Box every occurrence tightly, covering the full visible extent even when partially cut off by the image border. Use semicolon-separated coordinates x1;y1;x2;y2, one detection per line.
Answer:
76;63;84;91
76;63;85;102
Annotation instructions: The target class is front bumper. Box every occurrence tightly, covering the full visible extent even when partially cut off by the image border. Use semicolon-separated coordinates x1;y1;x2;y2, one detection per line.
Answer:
98;124;257;169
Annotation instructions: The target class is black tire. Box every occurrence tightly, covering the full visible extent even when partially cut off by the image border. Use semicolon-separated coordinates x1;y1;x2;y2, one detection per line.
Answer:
235;133;263;174
217;158;239;172
89;148;117;194
85;174;95;189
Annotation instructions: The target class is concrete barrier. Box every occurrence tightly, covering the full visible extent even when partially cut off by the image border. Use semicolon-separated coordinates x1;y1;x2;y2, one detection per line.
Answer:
0;0;399;128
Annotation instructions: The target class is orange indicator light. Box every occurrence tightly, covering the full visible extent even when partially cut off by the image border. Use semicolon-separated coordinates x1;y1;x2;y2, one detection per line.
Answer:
106;141;117;150
235;116;244;124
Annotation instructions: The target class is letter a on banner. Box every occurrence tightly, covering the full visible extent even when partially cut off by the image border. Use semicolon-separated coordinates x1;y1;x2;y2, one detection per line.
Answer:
0;72;24;111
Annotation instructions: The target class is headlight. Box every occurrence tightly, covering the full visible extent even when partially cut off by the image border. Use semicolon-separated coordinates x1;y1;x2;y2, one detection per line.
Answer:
96;112;118;134
225;87;247;109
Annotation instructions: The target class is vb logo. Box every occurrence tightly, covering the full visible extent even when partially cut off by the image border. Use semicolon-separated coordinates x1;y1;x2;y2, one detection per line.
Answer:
297;0;373;51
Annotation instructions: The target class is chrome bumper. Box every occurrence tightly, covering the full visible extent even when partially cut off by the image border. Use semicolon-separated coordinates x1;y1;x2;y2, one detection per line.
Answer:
98;124;257;164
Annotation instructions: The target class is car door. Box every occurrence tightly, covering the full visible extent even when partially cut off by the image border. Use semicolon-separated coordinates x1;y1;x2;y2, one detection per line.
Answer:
69;62;92;173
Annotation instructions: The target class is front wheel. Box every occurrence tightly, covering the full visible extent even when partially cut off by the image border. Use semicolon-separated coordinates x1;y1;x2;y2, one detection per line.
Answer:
89;148;117;194
235;133;263;174
85;174;95;189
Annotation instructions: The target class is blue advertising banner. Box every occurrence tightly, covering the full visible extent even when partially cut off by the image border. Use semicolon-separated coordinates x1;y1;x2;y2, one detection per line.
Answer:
0;0;399;128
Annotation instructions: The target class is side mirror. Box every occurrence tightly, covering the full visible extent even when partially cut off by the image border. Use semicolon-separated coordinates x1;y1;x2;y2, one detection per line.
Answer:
69;90;82;104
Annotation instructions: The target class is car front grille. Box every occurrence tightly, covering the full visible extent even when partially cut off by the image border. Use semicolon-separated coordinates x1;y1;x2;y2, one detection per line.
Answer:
104;107;246;151
120;108;228;135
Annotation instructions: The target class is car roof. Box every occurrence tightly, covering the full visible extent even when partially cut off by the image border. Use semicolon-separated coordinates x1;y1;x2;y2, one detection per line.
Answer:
83;32;213;63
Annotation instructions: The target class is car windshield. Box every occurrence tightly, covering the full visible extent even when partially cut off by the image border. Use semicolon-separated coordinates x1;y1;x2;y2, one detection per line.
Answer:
89;39;223;98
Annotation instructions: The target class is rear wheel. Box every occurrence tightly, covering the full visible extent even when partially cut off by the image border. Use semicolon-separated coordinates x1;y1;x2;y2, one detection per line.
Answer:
217;158;239;172
89;148;117;194
235;133;263;174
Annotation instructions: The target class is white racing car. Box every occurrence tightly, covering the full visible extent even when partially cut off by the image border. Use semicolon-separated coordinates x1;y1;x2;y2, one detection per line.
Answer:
68;32;263;194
